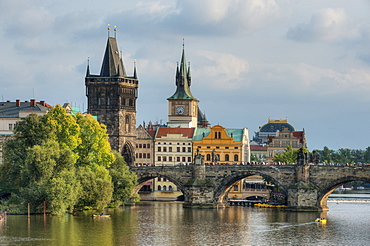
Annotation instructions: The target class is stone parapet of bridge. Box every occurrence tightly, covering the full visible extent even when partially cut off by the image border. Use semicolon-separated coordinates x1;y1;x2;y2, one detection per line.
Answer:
130;163;370;211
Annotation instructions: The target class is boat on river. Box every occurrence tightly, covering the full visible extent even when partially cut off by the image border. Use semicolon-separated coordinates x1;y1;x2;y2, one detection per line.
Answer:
92;214;110;218
315;218;327;224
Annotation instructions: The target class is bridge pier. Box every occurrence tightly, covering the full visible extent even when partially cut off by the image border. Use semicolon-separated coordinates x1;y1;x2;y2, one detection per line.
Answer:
183;154;218;208
286;181;321;212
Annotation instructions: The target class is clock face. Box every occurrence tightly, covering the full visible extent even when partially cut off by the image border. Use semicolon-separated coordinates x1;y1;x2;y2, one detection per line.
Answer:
176;106;185;115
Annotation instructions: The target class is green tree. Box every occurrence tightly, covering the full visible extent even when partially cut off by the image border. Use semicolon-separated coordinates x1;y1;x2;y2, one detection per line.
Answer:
1;106;122;214
109;151;138;206
273;145;298;164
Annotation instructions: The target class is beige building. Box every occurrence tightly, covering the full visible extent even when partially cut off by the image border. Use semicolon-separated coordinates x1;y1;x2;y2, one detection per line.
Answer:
0;99;52;164
135;124;155;166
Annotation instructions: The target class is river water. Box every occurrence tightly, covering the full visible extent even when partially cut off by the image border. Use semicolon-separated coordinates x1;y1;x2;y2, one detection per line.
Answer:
0;197;369;246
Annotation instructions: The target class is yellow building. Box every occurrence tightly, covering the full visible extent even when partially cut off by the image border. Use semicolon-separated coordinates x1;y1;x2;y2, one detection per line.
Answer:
193;125;250;164
193;125;250;199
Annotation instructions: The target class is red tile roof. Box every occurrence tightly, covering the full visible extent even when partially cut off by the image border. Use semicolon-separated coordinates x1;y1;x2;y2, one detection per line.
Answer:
156;127;194;139
250;145;267;151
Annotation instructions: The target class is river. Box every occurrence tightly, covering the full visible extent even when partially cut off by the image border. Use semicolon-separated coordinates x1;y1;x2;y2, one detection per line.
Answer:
0;195;369;245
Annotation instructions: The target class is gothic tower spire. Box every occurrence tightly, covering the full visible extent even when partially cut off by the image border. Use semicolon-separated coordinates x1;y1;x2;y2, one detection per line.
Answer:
85;27;138;164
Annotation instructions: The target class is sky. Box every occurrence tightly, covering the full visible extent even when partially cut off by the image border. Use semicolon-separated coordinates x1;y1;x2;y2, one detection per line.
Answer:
1;0;370;150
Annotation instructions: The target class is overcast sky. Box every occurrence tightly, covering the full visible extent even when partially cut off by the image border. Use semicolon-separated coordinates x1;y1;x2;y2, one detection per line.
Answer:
1;0;370;150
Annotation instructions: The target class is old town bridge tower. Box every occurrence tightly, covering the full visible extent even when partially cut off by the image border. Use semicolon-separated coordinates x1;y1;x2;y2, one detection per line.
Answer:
85;29;138;164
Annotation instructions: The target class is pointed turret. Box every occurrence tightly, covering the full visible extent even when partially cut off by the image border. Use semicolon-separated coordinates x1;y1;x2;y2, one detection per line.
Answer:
168;44;197;100
187;62;191;86
100;37;126;77
133;60;137;79
86;58;90;77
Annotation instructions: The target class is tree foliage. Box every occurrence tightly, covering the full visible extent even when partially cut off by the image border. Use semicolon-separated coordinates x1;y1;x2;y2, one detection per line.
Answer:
272;146;299;164
315;146;370;164
109;151;138;206
1;105;138;215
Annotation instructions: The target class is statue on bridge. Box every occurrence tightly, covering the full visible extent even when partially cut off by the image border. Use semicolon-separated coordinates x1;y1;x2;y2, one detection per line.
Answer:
212;149;219;163
297;147;308;165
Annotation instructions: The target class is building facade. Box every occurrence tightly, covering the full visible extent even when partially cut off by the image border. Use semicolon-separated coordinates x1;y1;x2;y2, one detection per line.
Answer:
253;118;306;163
85;31;138;164
193;125;250;164
0;99;52;164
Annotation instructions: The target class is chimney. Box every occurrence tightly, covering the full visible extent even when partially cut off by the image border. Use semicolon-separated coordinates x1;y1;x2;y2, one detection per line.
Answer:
16;99;20;107
40;101;46;106
30;99;36;107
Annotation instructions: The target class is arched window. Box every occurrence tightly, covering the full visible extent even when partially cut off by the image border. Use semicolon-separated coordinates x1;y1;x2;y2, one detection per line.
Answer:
163;185;167;191
206;154;211;161
234;154;239;161
169;185;173;191
225;154;229;161
157;185;161;191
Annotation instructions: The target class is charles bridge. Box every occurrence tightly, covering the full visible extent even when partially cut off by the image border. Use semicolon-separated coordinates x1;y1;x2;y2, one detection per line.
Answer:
130;155;370;211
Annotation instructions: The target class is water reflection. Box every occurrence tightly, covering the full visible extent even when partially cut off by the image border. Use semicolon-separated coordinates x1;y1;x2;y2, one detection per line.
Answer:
0;202;369;245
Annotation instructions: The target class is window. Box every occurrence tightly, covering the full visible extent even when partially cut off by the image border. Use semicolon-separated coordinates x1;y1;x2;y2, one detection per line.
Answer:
169;186;173;191
147;144;150;148
157;185;161;191
158;147;161;152
274;141;280;147
234;155;239;162
188;157;192;162
225;154;229;161
163;156;167;161
157;156;161;161
139;144;142;148
234;147;239;149
225;147;229;149
182;157;186;162
282;141;290;147
206;154;211;161
182;147;186;152
233;185;238;191
169;147;172;152
177;157;180;162
215;132;221;139
143;153;146;158
163;185;167;191
107;98;110;105
139;153;142;158
177;147;180;152
188;147;191;152
147;153;150;158
207;146;210;149
158;177;161;181
163;147;167;152
169;156;172;162
143;144;146;148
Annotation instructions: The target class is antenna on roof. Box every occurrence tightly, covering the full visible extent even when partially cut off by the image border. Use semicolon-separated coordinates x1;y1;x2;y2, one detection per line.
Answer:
107;24;111;37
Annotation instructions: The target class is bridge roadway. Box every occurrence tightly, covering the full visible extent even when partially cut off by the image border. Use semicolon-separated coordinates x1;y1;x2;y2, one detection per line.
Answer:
130;163;370;211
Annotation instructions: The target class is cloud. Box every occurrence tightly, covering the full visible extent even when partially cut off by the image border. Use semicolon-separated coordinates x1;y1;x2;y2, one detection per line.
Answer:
286;8;360;42
250;62;370;102
196;50;249;90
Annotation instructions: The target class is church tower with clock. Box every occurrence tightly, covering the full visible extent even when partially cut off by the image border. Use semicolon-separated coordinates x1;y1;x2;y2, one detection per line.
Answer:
167;45;199;128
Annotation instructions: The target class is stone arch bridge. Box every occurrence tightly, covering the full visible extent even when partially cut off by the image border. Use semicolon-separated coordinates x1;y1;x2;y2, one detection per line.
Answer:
130;159;370;211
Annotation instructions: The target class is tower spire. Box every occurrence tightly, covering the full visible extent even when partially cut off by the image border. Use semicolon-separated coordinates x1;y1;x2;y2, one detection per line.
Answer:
167;42;197;100
86;57;90;77
134;59;137;79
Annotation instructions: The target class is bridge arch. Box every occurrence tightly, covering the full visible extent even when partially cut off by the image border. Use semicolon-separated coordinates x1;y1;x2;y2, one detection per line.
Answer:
213;170;288;205
318;176;370;210
133;171;189;200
